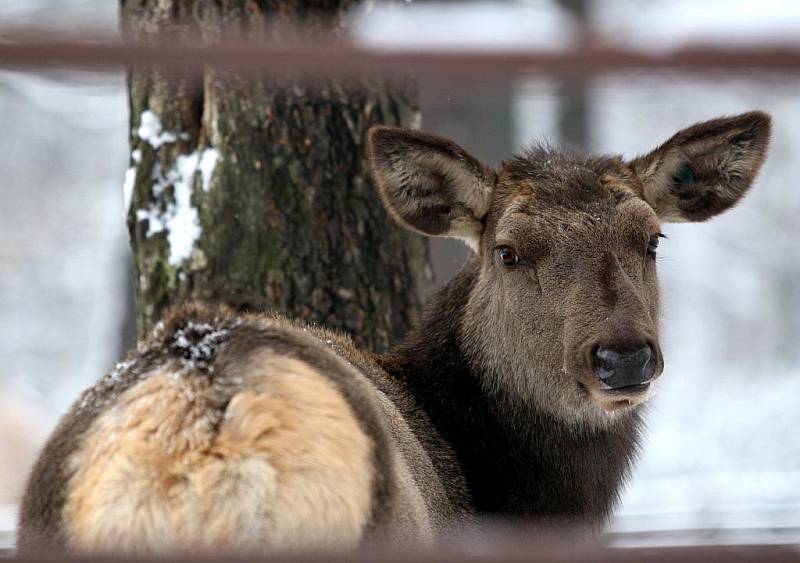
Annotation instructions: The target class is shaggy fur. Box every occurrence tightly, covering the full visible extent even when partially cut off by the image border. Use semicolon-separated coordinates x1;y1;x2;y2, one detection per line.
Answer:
18;111;771;554
18;306;465;554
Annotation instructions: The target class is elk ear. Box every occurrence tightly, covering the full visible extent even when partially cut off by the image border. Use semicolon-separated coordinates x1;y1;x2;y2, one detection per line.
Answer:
367;126;495;249
630;111;771;223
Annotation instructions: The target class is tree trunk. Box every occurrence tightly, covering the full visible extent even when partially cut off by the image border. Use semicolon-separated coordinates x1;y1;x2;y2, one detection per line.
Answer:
121;0;431;352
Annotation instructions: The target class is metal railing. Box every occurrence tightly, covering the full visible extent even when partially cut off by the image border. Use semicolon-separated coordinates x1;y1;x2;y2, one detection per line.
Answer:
4;540;800;561
0;31;800;77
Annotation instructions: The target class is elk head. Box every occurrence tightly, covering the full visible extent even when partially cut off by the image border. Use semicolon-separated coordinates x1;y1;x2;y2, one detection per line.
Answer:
368;112;771;425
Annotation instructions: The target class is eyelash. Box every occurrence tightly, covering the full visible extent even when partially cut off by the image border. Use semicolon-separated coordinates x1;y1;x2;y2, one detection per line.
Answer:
647;233;665;257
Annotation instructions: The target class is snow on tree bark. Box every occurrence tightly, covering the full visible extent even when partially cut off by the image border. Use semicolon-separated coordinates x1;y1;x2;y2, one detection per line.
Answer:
121;0;432;352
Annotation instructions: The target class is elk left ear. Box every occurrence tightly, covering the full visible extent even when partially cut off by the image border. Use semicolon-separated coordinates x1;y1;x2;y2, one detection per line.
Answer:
630;111;771;223
367;126;495;250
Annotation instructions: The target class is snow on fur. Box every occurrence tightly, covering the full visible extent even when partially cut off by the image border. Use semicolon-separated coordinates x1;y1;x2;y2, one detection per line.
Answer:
170;321;231;372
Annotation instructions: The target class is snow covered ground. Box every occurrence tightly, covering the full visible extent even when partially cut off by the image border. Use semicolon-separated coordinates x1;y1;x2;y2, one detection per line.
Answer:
0;67;130;502
0;0;798;551
0;0;130;518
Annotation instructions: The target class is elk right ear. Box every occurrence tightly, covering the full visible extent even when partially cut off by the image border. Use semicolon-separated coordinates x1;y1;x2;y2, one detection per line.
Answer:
367;126;495;249
630;111;771;223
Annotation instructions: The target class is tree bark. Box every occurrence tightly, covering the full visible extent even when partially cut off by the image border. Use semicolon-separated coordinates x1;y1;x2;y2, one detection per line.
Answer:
121;0;431;352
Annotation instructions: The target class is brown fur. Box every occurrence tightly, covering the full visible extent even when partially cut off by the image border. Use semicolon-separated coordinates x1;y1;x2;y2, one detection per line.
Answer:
369;113;769;424
368;126;496;249
19;304;453;554
63;356;374;554
19;112;771;554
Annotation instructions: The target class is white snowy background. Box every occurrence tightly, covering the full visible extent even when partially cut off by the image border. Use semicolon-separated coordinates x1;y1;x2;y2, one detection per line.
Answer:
1;0;798;550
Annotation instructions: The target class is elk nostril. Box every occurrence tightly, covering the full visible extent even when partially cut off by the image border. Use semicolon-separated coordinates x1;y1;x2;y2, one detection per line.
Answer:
637;347;653;381
643;344;657;380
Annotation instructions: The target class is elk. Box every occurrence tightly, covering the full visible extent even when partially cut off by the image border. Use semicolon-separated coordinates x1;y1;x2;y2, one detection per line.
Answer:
18;111;770;554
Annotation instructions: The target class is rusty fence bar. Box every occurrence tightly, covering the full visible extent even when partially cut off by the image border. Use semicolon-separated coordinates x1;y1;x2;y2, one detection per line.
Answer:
1;34;800;77
4;543;800;562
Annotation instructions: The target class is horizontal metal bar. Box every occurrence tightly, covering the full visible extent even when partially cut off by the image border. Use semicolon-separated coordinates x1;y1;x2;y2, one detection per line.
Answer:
6;542;800;562
1;35;800;77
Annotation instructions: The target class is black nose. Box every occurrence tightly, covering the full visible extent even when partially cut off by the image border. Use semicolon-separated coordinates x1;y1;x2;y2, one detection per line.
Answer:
592;345;656;389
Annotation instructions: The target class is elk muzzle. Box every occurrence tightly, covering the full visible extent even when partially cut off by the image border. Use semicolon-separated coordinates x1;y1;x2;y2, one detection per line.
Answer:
592;344;656;391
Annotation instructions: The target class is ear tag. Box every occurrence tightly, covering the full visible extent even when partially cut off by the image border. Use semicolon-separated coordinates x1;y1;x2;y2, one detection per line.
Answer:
675;165;695;189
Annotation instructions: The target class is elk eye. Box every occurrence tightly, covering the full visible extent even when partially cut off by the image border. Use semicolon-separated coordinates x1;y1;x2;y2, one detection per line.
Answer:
646;234;661;257
496;246;520;267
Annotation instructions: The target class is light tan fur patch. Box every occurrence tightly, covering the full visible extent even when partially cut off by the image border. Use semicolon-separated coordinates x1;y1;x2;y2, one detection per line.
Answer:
64;356;374;554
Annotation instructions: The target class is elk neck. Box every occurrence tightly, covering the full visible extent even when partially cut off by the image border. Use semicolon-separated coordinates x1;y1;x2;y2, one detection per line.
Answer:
378;257;643;524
